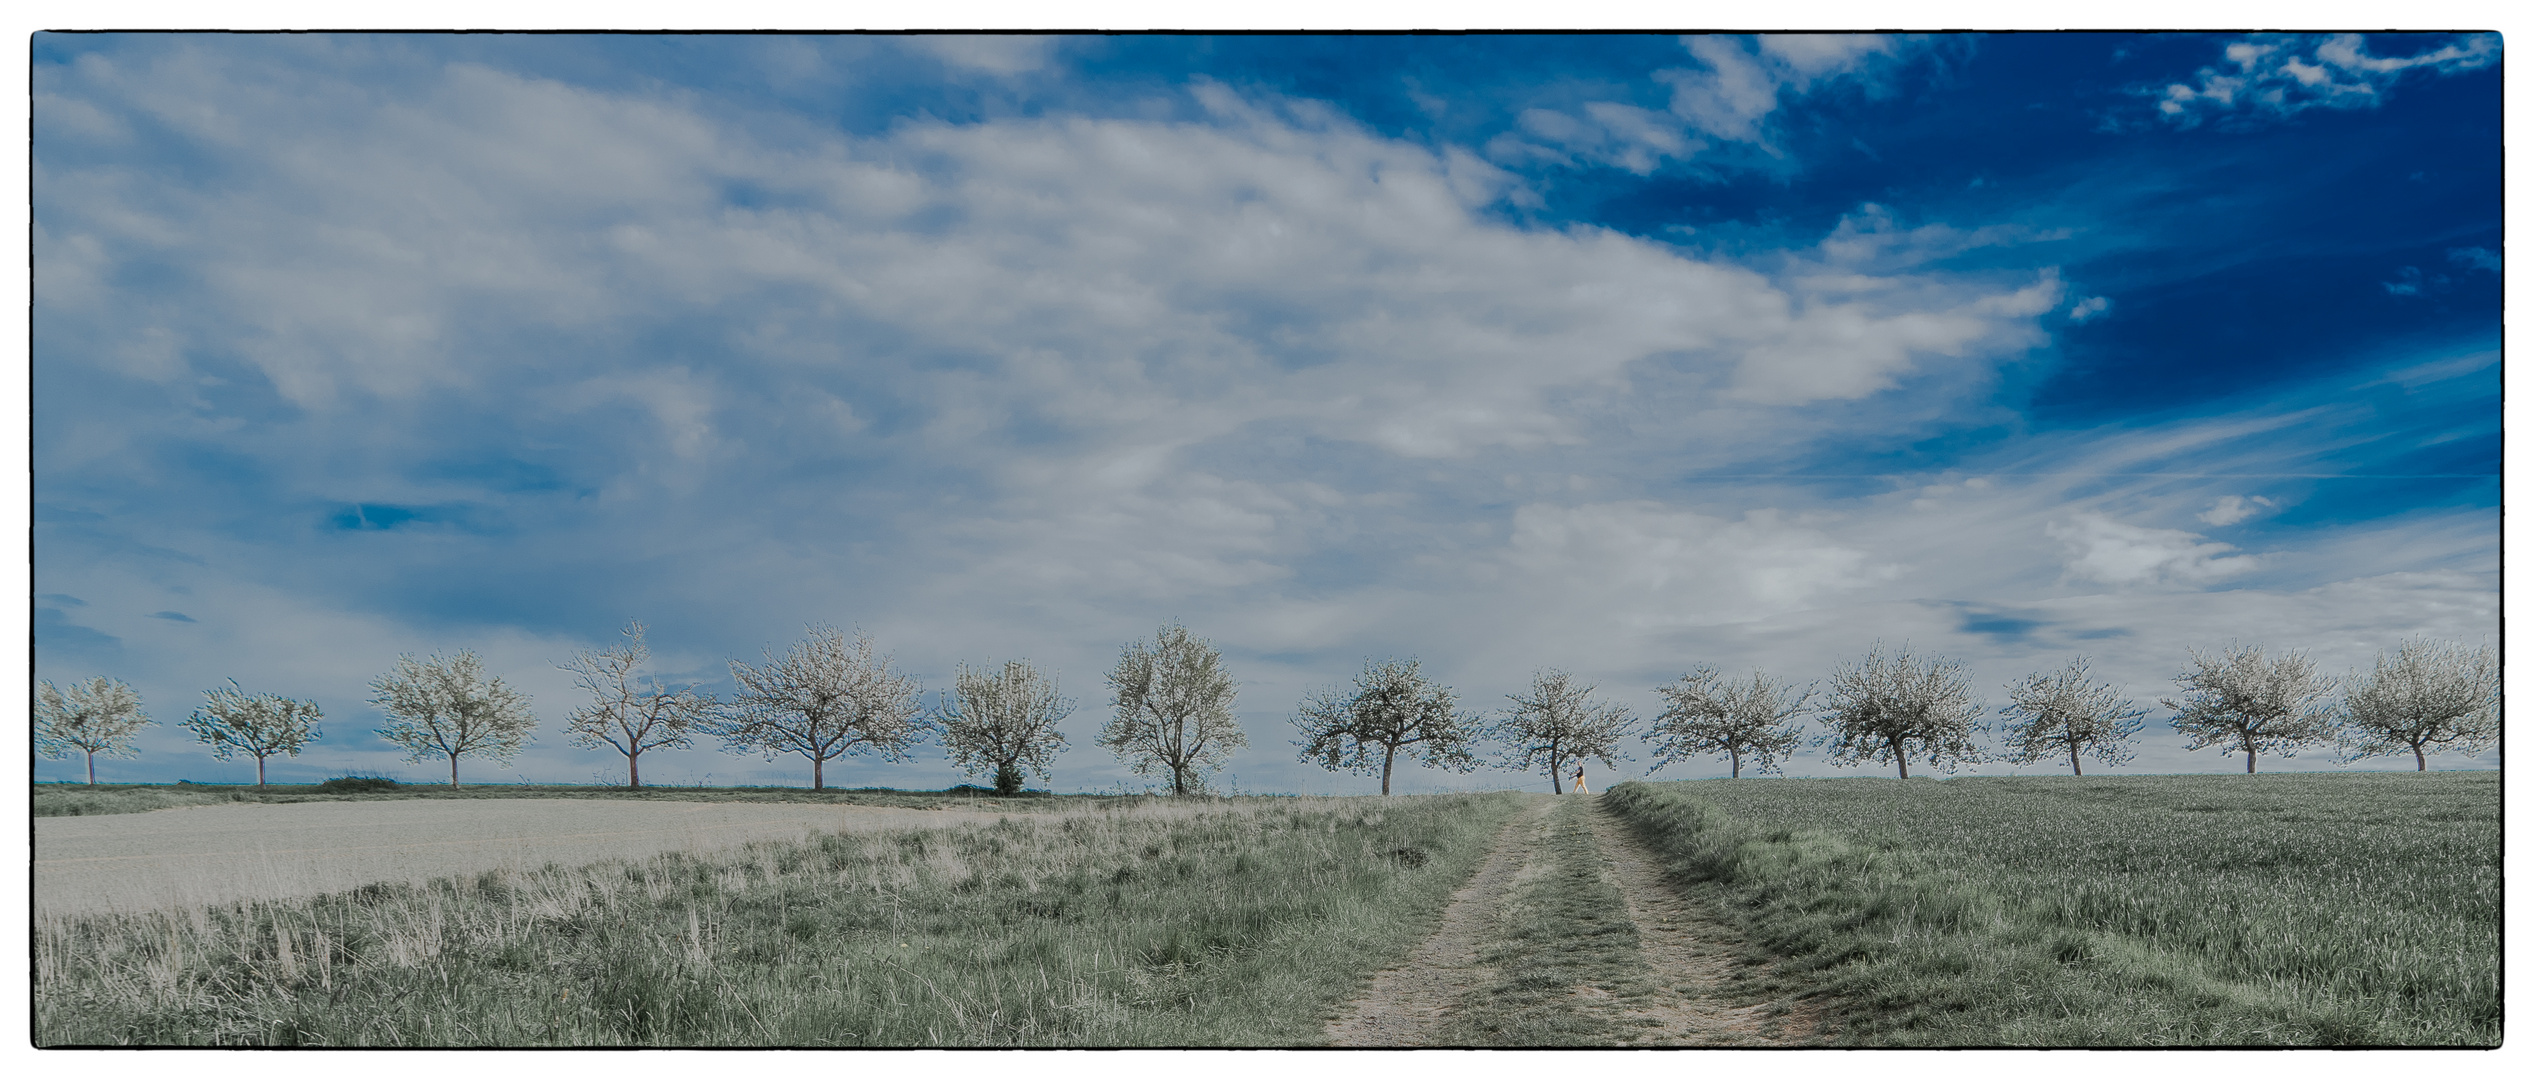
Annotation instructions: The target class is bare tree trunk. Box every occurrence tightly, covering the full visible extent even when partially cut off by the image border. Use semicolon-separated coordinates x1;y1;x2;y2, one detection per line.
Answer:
256;754;268;789
2415;744;2427;772
1381;745;1396;795
1729;747;1742;779
2070;742;2083;777
1890;737;1910;780
451;754;462;788
813;755;824;791
2243;741;2257;774
86;751;97;785
1549;754;1564;794
629;752;641;789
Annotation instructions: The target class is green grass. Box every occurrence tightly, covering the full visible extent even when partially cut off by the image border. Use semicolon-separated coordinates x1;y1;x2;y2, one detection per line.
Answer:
1435;799;1644;1045
36;793;1522;1046
33;781;1127;818
1603;772;2500;1047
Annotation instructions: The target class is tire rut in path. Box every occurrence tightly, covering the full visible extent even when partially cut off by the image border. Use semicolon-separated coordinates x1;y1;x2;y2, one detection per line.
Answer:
1322;799;1557;1046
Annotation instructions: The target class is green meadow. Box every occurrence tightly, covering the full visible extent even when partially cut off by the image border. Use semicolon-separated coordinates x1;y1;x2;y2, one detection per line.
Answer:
1603;771;2500;1046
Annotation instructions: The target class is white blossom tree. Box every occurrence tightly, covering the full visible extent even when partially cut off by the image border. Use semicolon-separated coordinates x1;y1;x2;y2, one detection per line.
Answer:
2163;643;2336;774
1292;658;1482;795
1101;624;1244;796
1817;642;1984;779
940;659;1073;795
2338;639;2499;772
1496;668;1635;794
716;626;927;790
35;676;154;784
371;651;537;787
1996;656;2146;776
561;620;716;788
183;680;323;788
1650;666;1809;778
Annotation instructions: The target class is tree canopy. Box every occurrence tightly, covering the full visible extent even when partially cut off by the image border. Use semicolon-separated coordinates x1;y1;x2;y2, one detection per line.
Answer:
36;676;155;784
561;620;716;788
184;680;323;787
1293;658;1482;794
941;658;1073;795
2338;639;2498;772
1649;666;1809;778
1497;668;1634;794
1996;656;2145;776
1101;624;1244;796
1816;642;1983;779
371;651;537;787
717;626;927;790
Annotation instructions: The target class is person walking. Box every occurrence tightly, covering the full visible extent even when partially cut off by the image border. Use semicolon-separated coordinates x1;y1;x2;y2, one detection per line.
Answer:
1572;766;1589;795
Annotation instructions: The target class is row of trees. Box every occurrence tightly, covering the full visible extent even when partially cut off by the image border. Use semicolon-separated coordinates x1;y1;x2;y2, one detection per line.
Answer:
1634;640;2500;780
34;628;2498;791
28;622;1247;795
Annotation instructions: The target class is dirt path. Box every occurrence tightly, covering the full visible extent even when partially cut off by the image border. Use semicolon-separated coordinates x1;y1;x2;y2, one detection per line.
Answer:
1323;798;1558;1046
1324;795;1819;1047
1578;796;1819;1045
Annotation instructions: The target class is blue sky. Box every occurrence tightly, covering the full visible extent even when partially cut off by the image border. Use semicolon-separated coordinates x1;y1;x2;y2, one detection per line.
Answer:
30;31;2501;791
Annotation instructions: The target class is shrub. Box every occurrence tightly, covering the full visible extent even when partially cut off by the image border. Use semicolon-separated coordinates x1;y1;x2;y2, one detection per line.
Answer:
317;775;399;794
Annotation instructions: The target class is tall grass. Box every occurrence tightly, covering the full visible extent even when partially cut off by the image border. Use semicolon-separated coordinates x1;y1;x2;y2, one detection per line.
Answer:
37;793;1521;1046
1603;772;2499;1047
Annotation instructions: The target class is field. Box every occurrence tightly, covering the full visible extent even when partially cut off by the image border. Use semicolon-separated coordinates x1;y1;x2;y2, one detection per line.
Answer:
37;799;1039;917
34;772;2499;1047
32;781;1081;818
35;792;1522;1046
1603;771;2501;1046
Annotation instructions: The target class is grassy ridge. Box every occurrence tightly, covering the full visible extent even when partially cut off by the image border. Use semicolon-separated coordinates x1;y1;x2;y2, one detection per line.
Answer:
37;793;1522;1046
1603;772;2499;1047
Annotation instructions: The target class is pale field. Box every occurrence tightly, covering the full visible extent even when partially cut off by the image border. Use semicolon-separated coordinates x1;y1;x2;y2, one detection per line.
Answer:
34;798;1027;917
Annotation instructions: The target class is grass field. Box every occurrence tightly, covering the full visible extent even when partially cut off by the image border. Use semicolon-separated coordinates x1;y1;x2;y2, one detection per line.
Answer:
36;793;1522;1046
33;781;1097;818
1603;771;2501;1047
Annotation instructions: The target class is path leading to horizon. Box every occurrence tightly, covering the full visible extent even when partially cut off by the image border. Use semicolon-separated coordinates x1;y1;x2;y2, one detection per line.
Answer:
1323;794;1822;1047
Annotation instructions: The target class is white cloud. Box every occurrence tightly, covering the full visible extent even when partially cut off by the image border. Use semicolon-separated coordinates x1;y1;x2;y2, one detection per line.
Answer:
2048;513;2259;586
2068;295;2111;322
1492;501;1891;629
1501;34;1904;173
2157;33;2498;127
2197;494;2275;526
902;35;1061;76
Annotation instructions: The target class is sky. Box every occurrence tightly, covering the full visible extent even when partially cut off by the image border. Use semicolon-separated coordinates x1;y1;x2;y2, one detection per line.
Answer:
28;30;2504;792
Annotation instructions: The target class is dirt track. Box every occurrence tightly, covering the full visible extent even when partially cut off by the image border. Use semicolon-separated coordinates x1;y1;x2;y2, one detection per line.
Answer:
35;799;1009;918
1324;795;1818;1047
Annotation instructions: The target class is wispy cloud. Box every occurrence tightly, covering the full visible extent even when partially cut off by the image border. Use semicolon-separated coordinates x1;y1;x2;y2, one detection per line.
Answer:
2155;33;2498;127
1489;34;1908;174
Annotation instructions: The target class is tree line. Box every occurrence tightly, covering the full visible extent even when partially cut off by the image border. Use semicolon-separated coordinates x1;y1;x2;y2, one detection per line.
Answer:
32;625;2500;791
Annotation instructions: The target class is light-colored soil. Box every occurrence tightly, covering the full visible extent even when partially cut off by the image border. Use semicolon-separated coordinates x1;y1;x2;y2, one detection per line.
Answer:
1323;798;1558;1046
1324;795;1822;1047
34;799;1012;918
